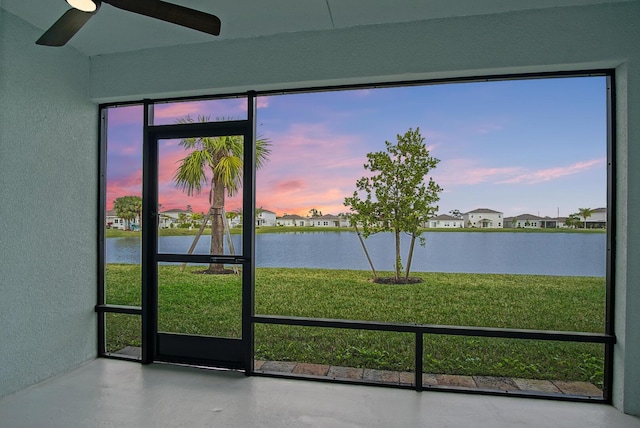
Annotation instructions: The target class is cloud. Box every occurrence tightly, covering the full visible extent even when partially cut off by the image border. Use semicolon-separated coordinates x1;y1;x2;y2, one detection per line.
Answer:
106;170;142;209
433;157;605;187
497;158;605;184
252;122;368;214
106;105;143;125
474;123;505;135
257;123;366;188
433;158;524;186
273;179;307;194
258;186;350;216
153;99;248;123
351;89;373;97
153;103;203;120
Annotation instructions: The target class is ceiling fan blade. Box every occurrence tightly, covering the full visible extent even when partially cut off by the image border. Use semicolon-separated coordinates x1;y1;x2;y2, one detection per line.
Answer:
104;0;221;36
36;8;96;46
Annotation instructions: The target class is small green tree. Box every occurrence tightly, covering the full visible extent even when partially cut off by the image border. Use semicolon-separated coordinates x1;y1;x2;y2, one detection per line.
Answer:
191;212;204;227
449;209;462;219
113;195;142;231
578;207;593;229
226;210;239;226
564;213;580;228
177;212;190;228
344;128;442;283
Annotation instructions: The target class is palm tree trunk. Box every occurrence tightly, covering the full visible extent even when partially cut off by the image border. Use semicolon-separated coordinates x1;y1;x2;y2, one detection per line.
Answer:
209;176;226;273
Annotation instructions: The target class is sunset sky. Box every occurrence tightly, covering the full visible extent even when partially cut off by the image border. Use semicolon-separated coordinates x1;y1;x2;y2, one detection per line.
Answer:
106;76;607;218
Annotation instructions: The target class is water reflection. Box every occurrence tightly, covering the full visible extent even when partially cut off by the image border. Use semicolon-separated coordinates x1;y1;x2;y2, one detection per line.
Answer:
106;231;605;277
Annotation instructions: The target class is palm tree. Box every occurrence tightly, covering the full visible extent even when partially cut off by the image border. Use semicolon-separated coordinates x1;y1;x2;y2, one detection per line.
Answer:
578;207;593;229
113;195;142;231
174;115;270;273
565;213;581;229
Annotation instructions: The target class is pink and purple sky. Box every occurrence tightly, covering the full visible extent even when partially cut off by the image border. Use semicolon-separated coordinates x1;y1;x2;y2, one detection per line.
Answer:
106;76;607;218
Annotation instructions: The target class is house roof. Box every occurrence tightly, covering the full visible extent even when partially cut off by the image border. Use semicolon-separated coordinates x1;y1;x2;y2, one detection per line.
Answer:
465;208;502;214
431;215;461;221
278;214;306;220
315;214;340;220
511;213;544;221
161;209;190;213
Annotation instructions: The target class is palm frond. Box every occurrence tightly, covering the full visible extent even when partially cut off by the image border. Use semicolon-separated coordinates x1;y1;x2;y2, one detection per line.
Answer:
255;137;271;169
174;150;212;196
173;116;271;198
214;155;244;196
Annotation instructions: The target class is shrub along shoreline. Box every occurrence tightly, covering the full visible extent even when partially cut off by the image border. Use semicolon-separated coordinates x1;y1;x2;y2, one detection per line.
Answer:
106;226;606;238
105;265;606;387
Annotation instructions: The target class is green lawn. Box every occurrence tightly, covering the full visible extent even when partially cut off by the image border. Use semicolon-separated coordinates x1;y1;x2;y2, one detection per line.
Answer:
105;265;606;386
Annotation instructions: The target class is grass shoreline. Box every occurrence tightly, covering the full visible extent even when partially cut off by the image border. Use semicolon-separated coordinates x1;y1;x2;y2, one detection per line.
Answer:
105;265;605;386
106;226;606;238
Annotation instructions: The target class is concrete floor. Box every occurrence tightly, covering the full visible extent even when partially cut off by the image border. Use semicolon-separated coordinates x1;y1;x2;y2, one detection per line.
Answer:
1;359;640;428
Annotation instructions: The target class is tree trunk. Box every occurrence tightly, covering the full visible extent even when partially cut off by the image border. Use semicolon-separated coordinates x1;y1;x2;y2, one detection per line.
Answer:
180;209;212;272
354;224;377;279
404;232;416;283
222;208;238;274
394;229;401;281
209;175;226;272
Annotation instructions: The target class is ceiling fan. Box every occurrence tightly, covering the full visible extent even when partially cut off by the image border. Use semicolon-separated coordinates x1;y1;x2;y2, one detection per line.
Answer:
36;0;221;46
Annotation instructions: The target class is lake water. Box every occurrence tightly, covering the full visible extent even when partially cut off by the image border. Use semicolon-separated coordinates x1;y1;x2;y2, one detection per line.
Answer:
106;231;606;277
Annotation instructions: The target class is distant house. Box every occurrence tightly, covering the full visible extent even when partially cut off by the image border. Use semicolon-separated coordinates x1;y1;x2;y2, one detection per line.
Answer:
162;208;190;221
539;216;568;228
463;208;503;228
554;217;568;228
503;217;515;228
256;209;277;227
311;214;341;227
106;209;130;230
581;207;607;228
427;214;464;228
160;208;191;229
505;213;544;229
227;213;242;228
277;214;308;227
158;214;175;229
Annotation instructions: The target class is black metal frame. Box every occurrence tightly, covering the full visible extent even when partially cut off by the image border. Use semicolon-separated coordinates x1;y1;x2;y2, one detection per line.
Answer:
143;97;256;368
253;316;614;399
97;70;616;403
603;73;617;399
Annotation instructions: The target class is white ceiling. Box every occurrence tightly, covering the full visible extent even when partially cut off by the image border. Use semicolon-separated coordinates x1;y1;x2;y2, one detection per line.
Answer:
2;0;635;56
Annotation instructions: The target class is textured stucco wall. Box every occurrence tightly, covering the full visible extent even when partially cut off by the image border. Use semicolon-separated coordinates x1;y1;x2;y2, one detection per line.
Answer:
615;61;640;417
0;10;98;398
89;2;640;414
